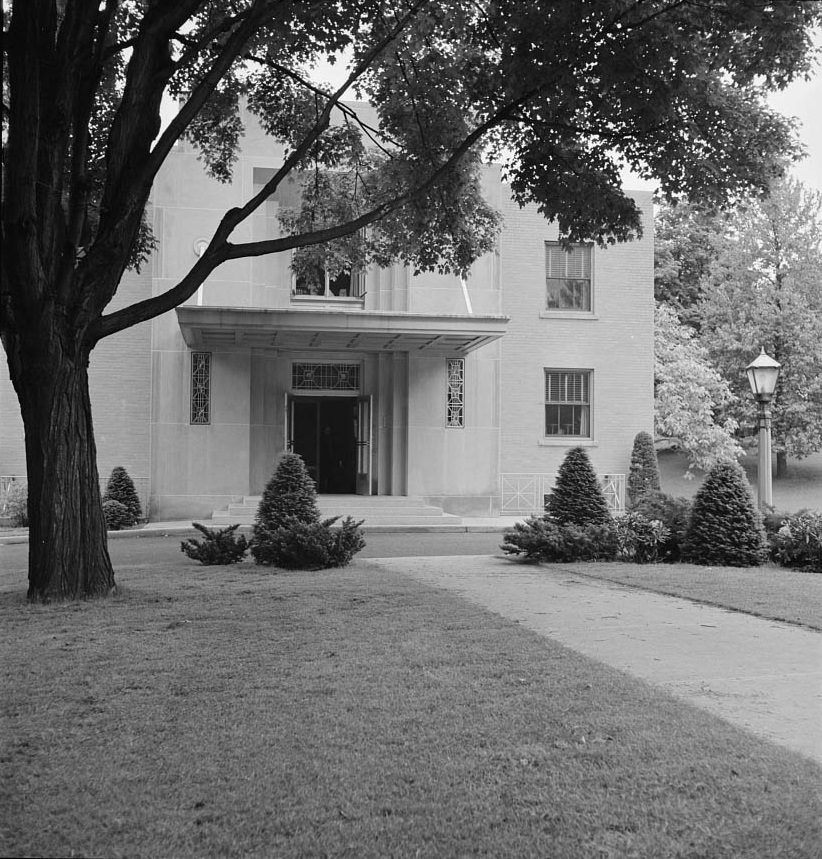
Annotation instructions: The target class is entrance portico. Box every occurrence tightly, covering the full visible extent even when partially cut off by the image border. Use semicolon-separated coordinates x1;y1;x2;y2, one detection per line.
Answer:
175;305;507;508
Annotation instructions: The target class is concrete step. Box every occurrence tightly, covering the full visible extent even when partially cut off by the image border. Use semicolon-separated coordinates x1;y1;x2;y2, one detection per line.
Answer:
242;494;435;509
211;495;462;527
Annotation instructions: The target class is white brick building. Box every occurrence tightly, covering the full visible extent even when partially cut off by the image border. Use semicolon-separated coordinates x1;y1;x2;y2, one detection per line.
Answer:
0;110;654;522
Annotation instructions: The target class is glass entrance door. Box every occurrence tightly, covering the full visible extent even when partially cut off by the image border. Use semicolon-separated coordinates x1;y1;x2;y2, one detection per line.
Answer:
287;397;357;493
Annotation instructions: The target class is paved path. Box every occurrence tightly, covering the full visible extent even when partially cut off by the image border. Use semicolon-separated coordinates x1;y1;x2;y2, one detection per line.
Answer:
367;555;822;764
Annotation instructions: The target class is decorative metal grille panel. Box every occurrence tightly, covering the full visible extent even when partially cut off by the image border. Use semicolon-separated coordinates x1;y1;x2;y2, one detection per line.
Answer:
500;473;625;514
601;473;626;514
446;358;465;427
292;363;360;391
190;352;211;425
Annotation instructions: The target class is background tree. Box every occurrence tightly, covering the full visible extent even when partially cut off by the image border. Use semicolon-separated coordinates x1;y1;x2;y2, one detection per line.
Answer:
3;1;819;599
654;201;730;327
695;177;822;477
654;303;744;474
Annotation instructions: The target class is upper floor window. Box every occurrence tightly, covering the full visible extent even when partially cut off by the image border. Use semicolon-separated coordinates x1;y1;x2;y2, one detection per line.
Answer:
545;242;592;311
293;263;365;298
545;369;591;437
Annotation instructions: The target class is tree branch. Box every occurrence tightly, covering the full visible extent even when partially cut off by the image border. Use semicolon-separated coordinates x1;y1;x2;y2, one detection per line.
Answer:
90;80;534;342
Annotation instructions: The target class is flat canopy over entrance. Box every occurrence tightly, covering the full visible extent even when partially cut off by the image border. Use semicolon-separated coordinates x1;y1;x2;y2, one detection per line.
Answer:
176;306;508;354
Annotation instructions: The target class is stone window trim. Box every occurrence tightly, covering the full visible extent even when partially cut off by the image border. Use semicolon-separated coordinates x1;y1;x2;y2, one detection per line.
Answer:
190;351;211;425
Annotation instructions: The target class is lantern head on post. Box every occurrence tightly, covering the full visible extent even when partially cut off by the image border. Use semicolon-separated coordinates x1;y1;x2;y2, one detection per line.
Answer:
746;348;781;404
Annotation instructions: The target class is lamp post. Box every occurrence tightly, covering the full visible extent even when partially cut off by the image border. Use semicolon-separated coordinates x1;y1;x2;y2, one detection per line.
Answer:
745;348;781;509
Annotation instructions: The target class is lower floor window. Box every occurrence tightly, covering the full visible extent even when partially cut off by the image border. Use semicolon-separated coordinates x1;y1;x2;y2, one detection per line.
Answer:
544;369;591;437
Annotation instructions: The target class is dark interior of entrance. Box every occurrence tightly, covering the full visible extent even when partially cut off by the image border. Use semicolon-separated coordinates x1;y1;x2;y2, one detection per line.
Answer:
292;398;357;493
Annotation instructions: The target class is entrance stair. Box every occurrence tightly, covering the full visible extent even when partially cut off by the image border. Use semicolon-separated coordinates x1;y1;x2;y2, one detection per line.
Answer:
211;494;462;528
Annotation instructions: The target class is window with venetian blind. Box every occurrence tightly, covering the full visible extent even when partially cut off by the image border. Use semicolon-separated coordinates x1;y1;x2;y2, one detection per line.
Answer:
544;370;591;437
545;242;592;311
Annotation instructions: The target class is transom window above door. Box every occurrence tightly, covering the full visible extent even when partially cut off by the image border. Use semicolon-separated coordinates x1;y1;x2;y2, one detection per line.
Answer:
545;242;592;311
292;363;361;391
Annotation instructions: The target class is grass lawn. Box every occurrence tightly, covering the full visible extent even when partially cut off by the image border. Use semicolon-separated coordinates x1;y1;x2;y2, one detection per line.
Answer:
564;562;822;631
1;557;820;858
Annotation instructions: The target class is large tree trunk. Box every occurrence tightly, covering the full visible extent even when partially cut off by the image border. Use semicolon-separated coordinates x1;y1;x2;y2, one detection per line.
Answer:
775;450;788;480
10;328;115;602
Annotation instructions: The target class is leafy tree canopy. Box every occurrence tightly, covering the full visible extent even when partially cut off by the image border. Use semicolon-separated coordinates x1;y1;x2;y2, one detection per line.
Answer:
4;0;820;346
654;303;744;474
695;177;822;465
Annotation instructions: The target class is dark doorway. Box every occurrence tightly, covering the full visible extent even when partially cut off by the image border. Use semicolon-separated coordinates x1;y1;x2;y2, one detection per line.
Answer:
291;397;357;493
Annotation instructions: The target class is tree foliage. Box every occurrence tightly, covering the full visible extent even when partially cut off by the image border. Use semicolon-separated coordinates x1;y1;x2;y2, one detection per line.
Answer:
3;0;820;598
694;178;822;469
654;303;744;474
654;201;730;325
655;178;822;473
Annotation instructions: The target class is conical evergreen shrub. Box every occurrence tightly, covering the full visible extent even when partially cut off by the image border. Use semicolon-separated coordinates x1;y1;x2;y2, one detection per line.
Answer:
254;452;320;529
102;466;141;526
545;446;611;526
683;461;767;567
251;453;364;568
627;431;661;506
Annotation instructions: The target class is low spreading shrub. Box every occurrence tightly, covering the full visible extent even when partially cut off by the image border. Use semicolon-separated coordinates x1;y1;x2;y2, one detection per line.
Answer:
614;512;671;563
252;453;365;569
683;461;767;567
103;499;132;531
252;515;365;569
768;510;822;572
328;515;368;567
501;517;616;563
3;480;28;526
761;507;790;539
181;523;249;565
631;490;692;561
102;466;141;526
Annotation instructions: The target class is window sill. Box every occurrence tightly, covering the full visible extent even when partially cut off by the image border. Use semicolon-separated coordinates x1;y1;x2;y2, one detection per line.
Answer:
539;311;598;320
291;295;365;309
538;437;597;447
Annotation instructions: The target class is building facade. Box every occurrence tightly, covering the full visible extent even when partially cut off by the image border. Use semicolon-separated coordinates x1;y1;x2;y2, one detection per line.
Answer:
0;111;654;521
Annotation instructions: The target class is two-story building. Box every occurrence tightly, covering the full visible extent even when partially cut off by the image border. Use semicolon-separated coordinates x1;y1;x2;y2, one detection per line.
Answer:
0;107;654;522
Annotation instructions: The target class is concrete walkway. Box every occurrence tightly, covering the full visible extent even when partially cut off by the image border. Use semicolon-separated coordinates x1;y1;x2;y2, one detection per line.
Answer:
367;554;822;765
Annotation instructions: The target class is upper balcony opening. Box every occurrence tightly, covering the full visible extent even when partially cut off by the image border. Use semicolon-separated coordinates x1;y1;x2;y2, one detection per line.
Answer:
293;264;366;305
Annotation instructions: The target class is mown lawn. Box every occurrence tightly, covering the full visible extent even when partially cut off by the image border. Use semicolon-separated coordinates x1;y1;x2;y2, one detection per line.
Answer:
1;557;820;858
565;561;822;631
